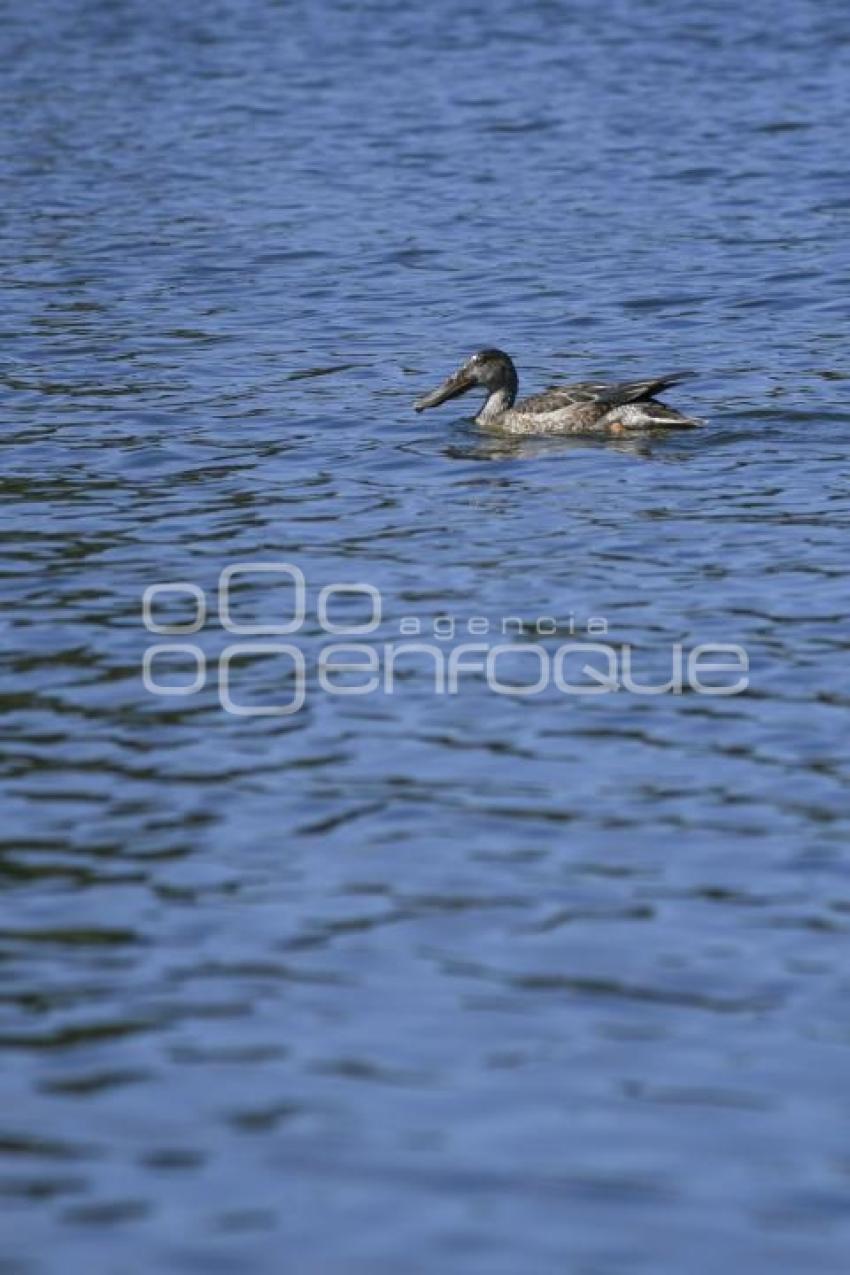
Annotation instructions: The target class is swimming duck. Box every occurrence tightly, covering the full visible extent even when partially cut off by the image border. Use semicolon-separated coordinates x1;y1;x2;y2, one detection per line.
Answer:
414;349;700;434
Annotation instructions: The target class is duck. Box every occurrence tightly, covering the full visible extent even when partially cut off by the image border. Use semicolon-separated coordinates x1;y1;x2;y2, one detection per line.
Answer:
414;348;700;435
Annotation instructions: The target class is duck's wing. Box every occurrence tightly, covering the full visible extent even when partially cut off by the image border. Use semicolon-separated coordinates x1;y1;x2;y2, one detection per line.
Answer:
591;371;696;406
519;371;695;414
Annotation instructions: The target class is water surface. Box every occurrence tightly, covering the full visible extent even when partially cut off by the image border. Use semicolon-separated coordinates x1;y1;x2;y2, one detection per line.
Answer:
2;1;850;1271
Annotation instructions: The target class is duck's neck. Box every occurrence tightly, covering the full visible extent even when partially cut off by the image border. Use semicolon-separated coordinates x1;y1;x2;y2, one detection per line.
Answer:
477;378;518;423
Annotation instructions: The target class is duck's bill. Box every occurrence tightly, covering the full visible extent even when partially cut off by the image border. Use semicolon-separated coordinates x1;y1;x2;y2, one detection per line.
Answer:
414;369;474;412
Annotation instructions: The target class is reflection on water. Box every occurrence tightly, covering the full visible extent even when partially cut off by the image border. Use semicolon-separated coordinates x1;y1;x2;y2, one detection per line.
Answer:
2;0;850;1271
442;430;672;461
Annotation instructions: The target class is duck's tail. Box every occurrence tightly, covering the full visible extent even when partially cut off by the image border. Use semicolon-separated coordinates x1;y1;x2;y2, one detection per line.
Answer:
635;400;703;428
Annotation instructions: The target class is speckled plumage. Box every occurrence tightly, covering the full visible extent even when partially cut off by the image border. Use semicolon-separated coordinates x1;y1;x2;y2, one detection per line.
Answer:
414;349;700;435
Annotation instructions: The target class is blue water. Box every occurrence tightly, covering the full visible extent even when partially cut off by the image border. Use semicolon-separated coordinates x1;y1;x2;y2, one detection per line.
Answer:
2;1;850;1271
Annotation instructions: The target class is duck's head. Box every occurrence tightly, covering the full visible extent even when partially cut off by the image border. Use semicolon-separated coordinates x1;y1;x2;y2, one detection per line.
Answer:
414;348;517;413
